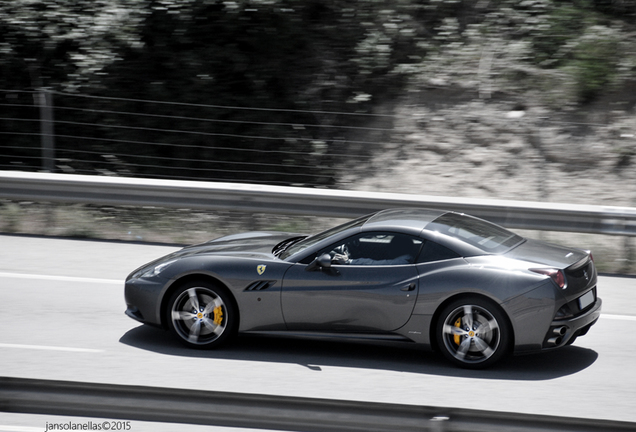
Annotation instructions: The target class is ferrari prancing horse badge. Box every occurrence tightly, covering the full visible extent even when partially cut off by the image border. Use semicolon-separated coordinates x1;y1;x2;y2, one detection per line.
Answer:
257;265;267;275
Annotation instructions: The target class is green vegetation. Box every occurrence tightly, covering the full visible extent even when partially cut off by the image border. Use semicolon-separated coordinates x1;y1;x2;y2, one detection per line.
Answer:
1;0;635;183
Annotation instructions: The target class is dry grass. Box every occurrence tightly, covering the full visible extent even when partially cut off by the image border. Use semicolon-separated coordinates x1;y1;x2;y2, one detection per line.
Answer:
1;199;632;274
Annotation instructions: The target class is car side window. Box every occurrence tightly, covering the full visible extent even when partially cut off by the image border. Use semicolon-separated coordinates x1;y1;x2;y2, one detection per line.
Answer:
416;240;460;263
322;232;422;266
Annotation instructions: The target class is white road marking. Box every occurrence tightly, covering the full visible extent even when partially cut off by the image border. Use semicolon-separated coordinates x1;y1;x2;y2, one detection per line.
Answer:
601;314;636;321
0;272;121;285
0;343;103;353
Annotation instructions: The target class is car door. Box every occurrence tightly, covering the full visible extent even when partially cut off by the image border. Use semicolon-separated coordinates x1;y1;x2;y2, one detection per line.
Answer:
280;232;420;332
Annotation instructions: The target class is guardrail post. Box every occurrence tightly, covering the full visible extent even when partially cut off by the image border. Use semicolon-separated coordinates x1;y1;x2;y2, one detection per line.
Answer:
624;236;634;273
38;88;55;172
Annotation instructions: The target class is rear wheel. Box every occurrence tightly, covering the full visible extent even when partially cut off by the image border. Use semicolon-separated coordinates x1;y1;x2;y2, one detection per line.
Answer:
436;297;510;369
167;281;236;349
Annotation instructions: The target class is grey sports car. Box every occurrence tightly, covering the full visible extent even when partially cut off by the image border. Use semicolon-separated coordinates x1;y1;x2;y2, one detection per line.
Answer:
124;208;601;368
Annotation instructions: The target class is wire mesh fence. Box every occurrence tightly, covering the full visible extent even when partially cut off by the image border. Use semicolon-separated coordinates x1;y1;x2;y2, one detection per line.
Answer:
0;89;402;187
1;88;633;194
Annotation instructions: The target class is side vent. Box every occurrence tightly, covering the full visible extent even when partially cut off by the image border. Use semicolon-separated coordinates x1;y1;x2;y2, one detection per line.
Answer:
244;280;277;291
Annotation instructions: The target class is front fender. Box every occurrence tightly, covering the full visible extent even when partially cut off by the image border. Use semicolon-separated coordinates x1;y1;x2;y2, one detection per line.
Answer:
158;255;293;332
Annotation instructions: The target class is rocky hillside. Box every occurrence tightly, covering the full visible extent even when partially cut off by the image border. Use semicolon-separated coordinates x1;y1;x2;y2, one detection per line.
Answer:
342;1;636;208
345;91;636;208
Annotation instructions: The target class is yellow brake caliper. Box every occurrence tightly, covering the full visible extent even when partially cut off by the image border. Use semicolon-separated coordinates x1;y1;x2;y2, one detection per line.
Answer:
454;318;462;345
213;305;224;326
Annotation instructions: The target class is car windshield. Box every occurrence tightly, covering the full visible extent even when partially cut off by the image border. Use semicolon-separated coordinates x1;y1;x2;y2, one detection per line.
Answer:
278;215;370;260
427;213;523;254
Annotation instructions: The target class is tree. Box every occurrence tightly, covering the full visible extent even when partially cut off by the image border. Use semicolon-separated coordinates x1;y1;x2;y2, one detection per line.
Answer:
0;0;147;90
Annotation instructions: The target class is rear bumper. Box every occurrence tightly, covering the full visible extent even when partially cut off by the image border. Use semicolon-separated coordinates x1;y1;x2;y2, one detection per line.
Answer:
542;297;602;349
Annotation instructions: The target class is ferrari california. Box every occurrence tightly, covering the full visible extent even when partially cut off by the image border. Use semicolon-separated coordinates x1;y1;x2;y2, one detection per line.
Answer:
124;208;601;368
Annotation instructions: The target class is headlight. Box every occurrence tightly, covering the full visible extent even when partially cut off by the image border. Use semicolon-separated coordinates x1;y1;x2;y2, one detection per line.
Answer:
139;259;177;279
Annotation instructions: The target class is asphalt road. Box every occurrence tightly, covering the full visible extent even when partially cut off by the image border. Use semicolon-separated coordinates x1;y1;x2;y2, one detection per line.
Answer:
0;234;635;429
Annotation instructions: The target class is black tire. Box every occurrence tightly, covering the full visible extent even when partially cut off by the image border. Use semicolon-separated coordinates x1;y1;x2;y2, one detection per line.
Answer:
167;281;236;349
436;297;511;369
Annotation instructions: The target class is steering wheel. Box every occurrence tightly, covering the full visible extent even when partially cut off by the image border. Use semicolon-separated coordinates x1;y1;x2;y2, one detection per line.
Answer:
330;244;351;264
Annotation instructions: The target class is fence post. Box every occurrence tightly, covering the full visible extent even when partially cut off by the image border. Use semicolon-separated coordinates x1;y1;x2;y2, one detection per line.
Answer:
38;88;55;172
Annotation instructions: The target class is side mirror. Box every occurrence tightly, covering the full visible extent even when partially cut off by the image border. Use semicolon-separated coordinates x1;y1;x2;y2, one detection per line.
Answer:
306;253;333;271
317;253;332;268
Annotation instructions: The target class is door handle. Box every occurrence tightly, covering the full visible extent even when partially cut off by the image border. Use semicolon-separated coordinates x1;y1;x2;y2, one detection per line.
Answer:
401;283;416;292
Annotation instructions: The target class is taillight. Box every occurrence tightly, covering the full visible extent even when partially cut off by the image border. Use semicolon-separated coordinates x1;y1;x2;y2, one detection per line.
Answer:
531;268;566;289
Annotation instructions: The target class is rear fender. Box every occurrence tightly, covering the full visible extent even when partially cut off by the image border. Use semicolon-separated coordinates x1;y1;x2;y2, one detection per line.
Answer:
413;259;549;315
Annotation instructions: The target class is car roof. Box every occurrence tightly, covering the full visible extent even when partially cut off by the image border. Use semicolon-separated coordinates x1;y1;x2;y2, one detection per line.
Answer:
360;208;522;257
362;208;447;232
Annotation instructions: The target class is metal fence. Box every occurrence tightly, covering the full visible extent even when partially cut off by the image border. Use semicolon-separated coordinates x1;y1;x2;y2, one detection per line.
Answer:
2;88;630;194
0;89;396;187
2;171;636;236
3;376;634;432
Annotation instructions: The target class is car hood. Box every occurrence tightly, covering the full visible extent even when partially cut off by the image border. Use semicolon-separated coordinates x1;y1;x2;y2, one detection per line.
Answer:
504;239;588;269
170;231;305;259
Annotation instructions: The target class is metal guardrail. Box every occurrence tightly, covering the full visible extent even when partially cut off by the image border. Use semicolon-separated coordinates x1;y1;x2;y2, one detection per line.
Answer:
1;171;636;236
1;377;635;432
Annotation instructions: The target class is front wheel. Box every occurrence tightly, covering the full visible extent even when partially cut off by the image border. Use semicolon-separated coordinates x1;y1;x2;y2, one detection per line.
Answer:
436;297;510;369
167;281;236;349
